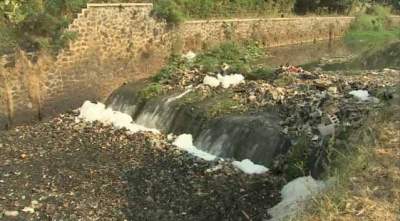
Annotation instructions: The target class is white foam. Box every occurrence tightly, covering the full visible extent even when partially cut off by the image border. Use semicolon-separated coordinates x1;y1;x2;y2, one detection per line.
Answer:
268;176;326;221
232;159;269;174
349;90;371;101
203;74;245;88
217;74;245;89
78;101;159;134
173;134;217;161
203;75;220;87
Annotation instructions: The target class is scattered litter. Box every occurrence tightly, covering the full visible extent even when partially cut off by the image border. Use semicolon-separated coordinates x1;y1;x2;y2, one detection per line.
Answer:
22;207;35;213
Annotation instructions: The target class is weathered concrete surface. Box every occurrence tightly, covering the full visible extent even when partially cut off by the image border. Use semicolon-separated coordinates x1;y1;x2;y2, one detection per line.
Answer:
2;3;398;128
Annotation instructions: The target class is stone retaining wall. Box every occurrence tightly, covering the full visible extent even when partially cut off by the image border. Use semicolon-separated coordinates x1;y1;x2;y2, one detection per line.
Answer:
1;3;394;129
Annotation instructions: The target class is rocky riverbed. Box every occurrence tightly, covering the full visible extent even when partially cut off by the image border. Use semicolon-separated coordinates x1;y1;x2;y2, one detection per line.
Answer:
0;113;284;220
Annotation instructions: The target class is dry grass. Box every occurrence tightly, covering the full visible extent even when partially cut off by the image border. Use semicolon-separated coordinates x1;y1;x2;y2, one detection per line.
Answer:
300;97;400;221
0;51;55;124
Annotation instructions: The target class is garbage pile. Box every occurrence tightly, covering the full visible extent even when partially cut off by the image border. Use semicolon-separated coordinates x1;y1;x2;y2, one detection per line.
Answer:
156;63;399;177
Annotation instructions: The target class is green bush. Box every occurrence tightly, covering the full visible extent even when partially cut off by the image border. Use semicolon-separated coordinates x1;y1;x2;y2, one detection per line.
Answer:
138;82;165;99
194;41;264;74
152;55;187;82
153;0;296;22
152;0;185;25
0;0;86;55
345;5;399;50
349;6;391;32
0;26;17;54
247;67;277;81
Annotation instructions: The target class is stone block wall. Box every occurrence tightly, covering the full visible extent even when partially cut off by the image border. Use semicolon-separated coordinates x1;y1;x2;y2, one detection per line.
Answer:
179;17;353;50
3;3;390;129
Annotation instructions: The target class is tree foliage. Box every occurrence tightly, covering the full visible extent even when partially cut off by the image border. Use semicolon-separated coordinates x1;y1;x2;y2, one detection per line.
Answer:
1;0;400;56
0;0;86;55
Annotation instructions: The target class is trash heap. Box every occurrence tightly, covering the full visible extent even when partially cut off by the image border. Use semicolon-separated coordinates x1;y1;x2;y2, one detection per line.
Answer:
152;62;399;177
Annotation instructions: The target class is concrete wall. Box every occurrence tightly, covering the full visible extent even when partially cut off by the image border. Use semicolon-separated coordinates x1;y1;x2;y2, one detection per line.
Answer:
0;3;384;129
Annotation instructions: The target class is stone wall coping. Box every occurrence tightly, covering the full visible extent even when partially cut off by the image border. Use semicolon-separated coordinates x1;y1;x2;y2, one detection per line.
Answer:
87;3;153;8
184;16;356;24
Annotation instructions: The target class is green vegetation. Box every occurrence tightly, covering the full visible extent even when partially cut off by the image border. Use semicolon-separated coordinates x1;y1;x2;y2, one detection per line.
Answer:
152;55;188;83
152;41;266;83
206;93;243;118
302;6;400;71
177;90;246;118
247;67;277;81
152;0;296;24
284;133;312;179
0;0;87;55
153;0;400;25
195;41;264;74
2;1;400;55
138;82;165;99
344;6;400;50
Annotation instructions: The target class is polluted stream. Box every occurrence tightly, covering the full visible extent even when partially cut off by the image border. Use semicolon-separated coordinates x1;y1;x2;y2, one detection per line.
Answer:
1;41;399;220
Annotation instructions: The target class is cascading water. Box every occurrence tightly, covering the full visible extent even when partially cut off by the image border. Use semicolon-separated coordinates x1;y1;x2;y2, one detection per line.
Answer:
106;82;290;166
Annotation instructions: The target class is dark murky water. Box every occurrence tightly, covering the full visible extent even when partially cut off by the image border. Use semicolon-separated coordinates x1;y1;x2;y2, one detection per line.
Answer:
261;40;358;67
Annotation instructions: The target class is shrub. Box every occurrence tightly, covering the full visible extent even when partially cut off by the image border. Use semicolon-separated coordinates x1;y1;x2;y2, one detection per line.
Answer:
152;55;187;82
195;41;264;74
344;5;399;51
152;0;185;25
0;0;86;55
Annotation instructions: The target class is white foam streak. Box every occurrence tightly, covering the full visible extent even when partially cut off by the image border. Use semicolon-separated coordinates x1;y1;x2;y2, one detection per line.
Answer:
203;74;245;88
78;101;159;134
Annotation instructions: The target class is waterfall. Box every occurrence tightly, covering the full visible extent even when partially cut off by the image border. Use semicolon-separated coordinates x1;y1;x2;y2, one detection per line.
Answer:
106;83;290;166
